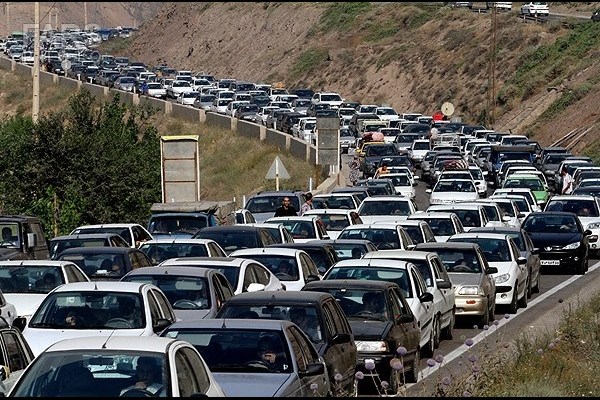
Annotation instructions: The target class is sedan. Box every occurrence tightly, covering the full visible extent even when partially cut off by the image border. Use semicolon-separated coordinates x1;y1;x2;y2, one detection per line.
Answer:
0;260;90;321
158;257;286;294
70;223;154;249
49;233;130;260
57;247;154;281
7;336;225;397
427;179;479;205
14;281;177;357
521;211;592;275
356;196;418;224
193;225;279;255
407;212;465;242
337;223;415;250
121;266;235;320
142;82;167;99
265;216;330;243
162;319;330;397
176;90;200;106
112;76;135;92
302;209;363;240
138;238;227;265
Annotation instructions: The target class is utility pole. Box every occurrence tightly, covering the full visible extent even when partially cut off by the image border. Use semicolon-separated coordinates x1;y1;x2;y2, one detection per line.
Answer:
490;5;498;125
84;2;87;30
5;2;9;36
33;2;40;123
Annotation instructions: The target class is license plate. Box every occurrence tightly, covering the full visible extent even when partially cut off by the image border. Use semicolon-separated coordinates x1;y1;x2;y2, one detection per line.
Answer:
541;260;560;266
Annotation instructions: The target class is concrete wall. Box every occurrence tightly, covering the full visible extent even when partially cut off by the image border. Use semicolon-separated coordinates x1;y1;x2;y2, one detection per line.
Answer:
108;89;134;105
40;70;56;87
82;82;107;100
58;76;80;92
139;96;167;114
14;62;30;77
289;137;310;161
236;120;261;140
205;112;232;130
266;129;288;150
0;57;11;70
171;103;201;123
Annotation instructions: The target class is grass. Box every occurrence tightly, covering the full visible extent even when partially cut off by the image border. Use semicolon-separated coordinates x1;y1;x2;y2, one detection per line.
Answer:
290;47;330;80
317;2;372;33
95;37;134;56
537;83;593;122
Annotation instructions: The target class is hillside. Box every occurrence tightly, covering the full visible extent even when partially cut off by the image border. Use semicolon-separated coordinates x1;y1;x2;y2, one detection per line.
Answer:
106;2;600;158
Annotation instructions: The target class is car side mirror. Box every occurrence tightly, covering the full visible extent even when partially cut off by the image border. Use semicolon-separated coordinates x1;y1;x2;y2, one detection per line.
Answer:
584;229;593;236
299;362;325;378
398;313;415;323
305;274;320;283
502;216;511;222
419;292;434;303
414;176;420;180
517;257;527;265
412;182;418;187
152;318;171;333
247;283;266;292
13;317;26;332
517;213;525;219
486;266;499;274
426;189;432;194
436;280;452;290
331;333;351;345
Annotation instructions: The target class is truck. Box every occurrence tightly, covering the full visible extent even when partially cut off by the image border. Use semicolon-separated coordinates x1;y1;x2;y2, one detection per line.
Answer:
147;201;237;239
0;215;50;260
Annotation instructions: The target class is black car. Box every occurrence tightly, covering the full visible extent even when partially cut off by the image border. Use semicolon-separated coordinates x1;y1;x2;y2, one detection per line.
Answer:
49;233;130;260
269;242;339;275
309;238;378;260
302;280;421;391
521;211;592;274
193;225;278;255
573;186;600;197
290;88;315;99
46;59;65;76
331;186;373;203
361;143;400;178
56;246;154;280
216;291;358;397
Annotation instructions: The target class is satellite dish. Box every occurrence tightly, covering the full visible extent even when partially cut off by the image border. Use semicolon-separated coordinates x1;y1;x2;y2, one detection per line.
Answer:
441;102;455;117
61;59;72;71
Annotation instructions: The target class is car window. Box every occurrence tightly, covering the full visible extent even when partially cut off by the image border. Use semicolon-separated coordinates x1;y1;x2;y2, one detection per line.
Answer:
151;289;176;322
2;331;29;372
175;347;205;396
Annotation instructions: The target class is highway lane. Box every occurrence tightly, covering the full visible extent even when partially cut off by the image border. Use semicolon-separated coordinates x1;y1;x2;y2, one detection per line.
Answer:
338;152;600;394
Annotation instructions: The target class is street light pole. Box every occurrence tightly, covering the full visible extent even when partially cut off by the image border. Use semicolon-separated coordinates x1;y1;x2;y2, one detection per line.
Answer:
32;1;40;123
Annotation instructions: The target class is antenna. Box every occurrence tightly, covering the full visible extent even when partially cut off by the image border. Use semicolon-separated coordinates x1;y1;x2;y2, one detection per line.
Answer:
101;329;116;349
221;319;226;329
94;281;98;290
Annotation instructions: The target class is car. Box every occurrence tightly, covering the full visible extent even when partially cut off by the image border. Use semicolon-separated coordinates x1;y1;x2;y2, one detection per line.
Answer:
269;242;340;276
70;223;154;248
490;193;536;221
176;90;200;106
0;316;35;396
161;318;330;397
414;242;498;327
482;197;524;228
337;223;415;251
502;173;549;208
521;212;592;275
427;178;479;204
383;172;417;198
468;226;542;298
265;216;330;243
311;92;344;109
138;238;227;265
361;143;400;178
302;209;363;240
192;225;279;255
426;203;494;231
0;260;90;321
339;127;358;154
460;200;510;228
362;249;456;346
243;223;295;244
234;103;260;121
393;219;437;245
158;256;285;294
14;281;177;357
244;190;306;223
331;186;372;203
193;94;216;110
167;79;194;99
407;211;465;242
356;196;419;224
229;247;321;291
520;1;549;16
7;336;225;397
309;238;378;261
112;76;135;92
302;279;421;390
311;193;362;211
544;195;600;256
215;291;358;396
56;246;154;281
121;266;235;320
447;232;529;314
49;233;130;260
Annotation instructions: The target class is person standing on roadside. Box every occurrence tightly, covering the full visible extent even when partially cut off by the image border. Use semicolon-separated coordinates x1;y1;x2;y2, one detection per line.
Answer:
274;197;298;217
561;166;573;195
300;192;314;216
348;155;361;186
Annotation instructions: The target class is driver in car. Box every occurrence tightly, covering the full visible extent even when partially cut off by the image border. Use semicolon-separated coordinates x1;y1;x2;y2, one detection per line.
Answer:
120;357;164;396
251;336;288;372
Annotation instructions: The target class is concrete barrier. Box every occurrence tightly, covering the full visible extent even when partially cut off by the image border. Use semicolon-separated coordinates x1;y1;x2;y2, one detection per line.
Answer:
237;120;261;140
108;89;134;105
58;76;80;92
205;112;232;130
82;82;107;100
40;70;56;87
14;62;30;77
265;129;288;150
289;137;310;161
199;109;206;123
309;146;317;165
139;96;167;114
171;103;201;123
0;57;12;70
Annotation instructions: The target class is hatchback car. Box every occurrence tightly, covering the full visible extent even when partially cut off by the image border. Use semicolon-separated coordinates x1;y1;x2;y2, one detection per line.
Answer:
265;216;330;243
216;291;357;396
230;247;321;291
15;281;177;357
310;238;378;261
162;319;330;397
414;242;498;327
49;233;130;260
7;336;225;397
56;247;154;281
302;209;363;240
70;223;153;248
356;196;419;224
407;212;465;242
158;257;285;294
302;279;421;391
138;238;227;265
192;225;278;255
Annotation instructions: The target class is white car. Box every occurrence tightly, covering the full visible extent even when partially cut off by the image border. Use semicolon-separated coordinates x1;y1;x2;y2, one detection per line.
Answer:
469;165;489;197
375;106;400;122
7;336;226;397
393;219;438;245
520;1;549;16
176;91;200;106
427;179;479;205
408;139;431;165
356;196;418;224
337;223;415;251
384;172;417;198
482;197;523;228
138;238;228;264
302;209;363;240
407;212;465;242
70;223;154;248
143;82;167;99
462;200;510;227
265;216;330;243
212;98;232;114
0;260;90;322
448;232;529;314
159;257;286;295
311;193;362;211
167;80;194;99
362;249;456;347
229;247;321;291
310;92;344;109
225;100;250;117
17;281;178;357
427;203;494;231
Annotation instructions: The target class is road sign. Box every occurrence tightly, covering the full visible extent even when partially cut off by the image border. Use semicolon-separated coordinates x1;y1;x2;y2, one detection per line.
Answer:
265;156;290;191
61;59;72;71
441;102;455;116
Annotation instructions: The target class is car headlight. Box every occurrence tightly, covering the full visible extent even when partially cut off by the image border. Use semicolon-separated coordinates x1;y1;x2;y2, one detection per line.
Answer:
562;242;581;250
494;273;511;284
457;285;484;296
588;222;600;230
355;341;389;353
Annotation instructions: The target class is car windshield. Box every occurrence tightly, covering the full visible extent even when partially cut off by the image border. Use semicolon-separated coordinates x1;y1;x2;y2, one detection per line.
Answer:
326;267;412;298
194;231;258;253
545;200;599;217
434;181;475;193
123;275;210;310
321;94;342;102
429;249;483;273
50;237;115;259
413;141;430;150
418;218;456;236
148;216;209;236
505;178;543;191
163;329;293;373
10;351;167;397
523;215;579;233
366;146;397;157
310;288;400;321
402;225;425;244
359;200;410;216
339;229;399;249
450;238;510;262
140;243;209;264
59;252;128;278
246;196;300;214
0;265;65;293
71;227;131;246
235;254;300;281
29;291;145;329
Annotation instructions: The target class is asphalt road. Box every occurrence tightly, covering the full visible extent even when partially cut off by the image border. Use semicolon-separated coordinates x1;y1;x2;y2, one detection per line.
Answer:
337;152;600;396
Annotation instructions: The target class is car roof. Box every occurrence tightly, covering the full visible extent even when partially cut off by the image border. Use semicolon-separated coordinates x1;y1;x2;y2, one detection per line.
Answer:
51;233;124;241
269;242;334;250
220;290;331;304
167;318;292;330
361;196;411;202
332;258;413;268
303;279;398;290
160;256;247;267
303;209;354;216
547;195;597;201
45;335;180;353
197;225;263;233
51;281;148;293
73;224;140;229
139;238;216;245
469;226;522;234
415;242;480;250
408;212;457;219
363;249;433;260
123;266;216;278
57;246;134;255
230;247;303;257
309;239;375;245
0;260;82;267
428;204;483;210
449;232;509;240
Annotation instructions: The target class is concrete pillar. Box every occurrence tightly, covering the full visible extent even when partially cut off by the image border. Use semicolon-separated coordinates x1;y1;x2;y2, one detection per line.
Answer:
231;118;237;132
260;125;266;141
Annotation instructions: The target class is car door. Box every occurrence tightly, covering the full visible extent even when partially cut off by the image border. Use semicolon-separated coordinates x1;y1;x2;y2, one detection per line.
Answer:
322;299;356;393
523;230;541;286
509;237;528;297
287;325;328;397
430;256;455;327
0;328;34;389
408;267;433;350
172;344;212;396
389;286;420;357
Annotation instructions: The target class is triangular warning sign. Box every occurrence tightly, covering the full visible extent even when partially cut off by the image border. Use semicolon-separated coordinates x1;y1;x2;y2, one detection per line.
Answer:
265;156;290;180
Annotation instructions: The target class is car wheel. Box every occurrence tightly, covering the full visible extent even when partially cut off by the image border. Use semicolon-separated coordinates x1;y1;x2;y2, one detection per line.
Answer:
508;285;518;314
526;273;533;299
533;271;541;293
404;349;420;384
422;325;435;358
432;314;441;349
518;282;528;309
576;260;586;275
441;308;455;340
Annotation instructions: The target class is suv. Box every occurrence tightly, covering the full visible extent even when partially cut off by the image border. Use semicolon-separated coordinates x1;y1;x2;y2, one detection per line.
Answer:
0;216;50;261
244;191;306;223
216;290;358;397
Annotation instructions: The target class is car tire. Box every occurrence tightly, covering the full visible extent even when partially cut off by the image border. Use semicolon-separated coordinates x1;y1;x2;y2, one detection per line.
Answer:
518;283;528;309
576;260;586;275
526;273;533;299
405;350;420;384
422;326;435;358
533;272;541;293
508;285;519;314
432;314;441;349
441;308;455;340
